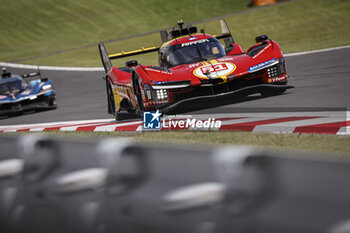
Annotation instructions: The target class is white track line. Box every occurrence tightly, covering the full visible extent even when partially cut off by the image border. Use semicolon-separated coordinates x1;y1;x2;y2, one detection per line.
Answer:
219;117;275;126
191;111;347;119
253;117;344;133
0;112;348;134
0;62;104;71
29;128;45;132
94;125;119;132
0;119;113;129
337;127;350;135
284;45;350;57
1;45;349;71
93;121;142;132
0;119;114;131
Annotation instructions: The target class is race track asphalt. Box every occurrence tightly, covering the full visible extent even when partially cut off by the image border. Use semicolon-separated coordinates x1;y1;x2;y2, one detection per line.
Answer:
1;47;350;125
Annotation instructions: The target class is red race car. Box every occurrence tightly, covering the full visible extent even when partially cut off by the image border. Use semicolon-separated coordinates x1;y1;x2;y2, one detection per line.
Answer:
98;20;293;120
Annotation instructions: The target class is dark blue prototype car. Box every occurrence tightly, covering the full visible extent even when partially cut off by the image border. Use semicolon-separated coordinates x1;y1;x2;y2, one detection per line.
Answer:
0;68;56;115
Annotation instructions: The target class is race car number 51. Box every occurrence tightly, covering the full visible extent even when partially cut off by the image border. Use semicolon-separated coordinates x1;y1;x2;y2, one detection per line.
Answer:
193;62;236;79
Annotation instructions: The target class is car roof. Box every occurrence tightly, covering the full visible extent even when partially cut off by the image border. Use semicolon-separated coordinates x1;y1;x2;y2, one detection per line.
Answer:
0;75;23;85
161;33;215;48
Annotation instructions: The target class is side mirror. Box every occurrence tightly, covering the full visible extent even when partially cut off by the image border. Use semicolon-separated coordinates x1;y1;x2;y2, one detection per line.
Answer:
255;35;269;43
125;60;138;68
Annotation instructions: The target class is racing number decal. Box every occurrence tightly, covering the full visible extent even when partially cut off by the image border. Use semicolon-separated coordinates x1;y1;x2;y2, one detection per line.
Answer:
200;63;228;74
193;62;236;79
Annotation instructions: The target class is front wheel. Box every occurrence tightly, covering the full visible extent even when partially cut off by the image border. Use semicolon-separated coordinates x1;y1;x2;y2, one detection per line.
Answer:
46;94;57;109
131;72;145;117
135;82;144;117
106;81;116;115
106;83;122;121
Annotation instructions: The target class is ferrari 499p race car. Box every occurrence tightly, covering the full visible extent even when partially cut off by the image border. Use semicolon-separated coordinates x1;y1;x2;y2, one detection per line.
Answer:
98;20;293;120
0;68;56;116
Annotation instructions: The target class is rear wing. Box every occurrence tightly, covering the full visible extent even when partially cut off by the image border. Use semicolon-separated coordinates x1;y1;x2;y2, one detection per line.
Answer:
108;47;160;60
98;42;159;73
98;42;113;73
98;19;235;73
22;72;41;79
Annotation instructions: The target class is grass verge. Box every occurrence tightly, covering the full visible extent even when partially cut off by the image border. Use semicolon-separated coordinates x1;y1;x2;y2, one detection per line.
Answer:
16;131;350;156
10;0;350;67
0;0;250;64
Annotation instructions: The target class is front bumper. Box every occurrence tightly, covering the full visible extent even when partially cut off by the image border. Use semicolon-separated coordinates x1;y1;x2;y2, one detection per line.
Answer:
0;93;56;116
144;59;290;113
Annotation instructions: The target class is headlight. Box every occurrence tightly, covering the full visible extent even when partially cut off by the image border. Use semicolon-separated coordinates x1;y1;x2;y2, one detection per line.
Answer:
143;84;168;101
278;57;286;74
267;66;279;78
156;89;168;100
267;58;286;78
42;84;52;90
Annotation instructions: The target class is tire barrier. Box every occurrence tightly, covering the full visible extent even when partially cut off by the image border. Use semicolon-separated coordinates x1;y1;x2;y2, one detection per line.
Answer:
1;135;350;233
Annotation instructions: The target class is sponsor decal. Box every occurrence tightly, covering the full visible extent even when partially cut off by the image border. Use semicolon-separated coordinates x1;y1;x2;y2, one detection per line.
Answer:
188;37;198;41
151;100;168;105
270;76;287;82
145;68;170;74
217;57;234;62
181;39;209;47
193;62;236;79
143;110;162;129
188;63;201;68
153;81;179;84
248;58;276;73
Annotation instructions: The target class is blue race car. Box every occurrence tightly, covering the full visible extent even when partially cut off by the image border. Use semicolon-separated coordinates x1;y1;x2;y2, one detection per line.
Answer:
0;67;56;115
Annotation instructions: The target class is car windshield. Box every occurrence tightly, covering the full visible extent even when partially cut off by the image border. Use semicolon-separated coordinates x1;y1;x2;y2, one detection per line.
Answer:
167;39;225;67
0;79;24;95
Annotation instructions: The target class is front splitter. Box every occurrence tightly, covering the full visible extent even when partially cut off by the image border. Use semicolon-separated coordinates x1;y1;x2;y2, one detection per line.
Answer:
160;84;294;114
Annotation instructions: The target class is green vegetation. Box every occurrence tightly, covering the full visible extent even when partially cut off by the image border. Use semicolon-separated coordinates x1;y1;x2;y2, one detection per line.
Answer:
0;0;250;64
20;131;350;155
1;0;349;67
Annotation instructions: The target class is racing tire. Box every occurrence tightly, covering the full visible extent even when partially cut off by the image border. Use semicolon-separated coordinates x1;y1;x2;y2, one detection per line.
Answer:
135;81;145;117
107;84;128;121
107;81;121;121
48;95;57;109
106;81;115;114
49;99;57;109
106;82;123;121
109;89;121;121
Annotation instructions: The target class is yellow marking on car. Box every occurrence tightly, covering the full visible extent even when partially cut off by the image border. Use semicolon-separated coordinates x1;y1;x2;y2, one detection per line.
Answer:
112;86;130;112
108;47;159;58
